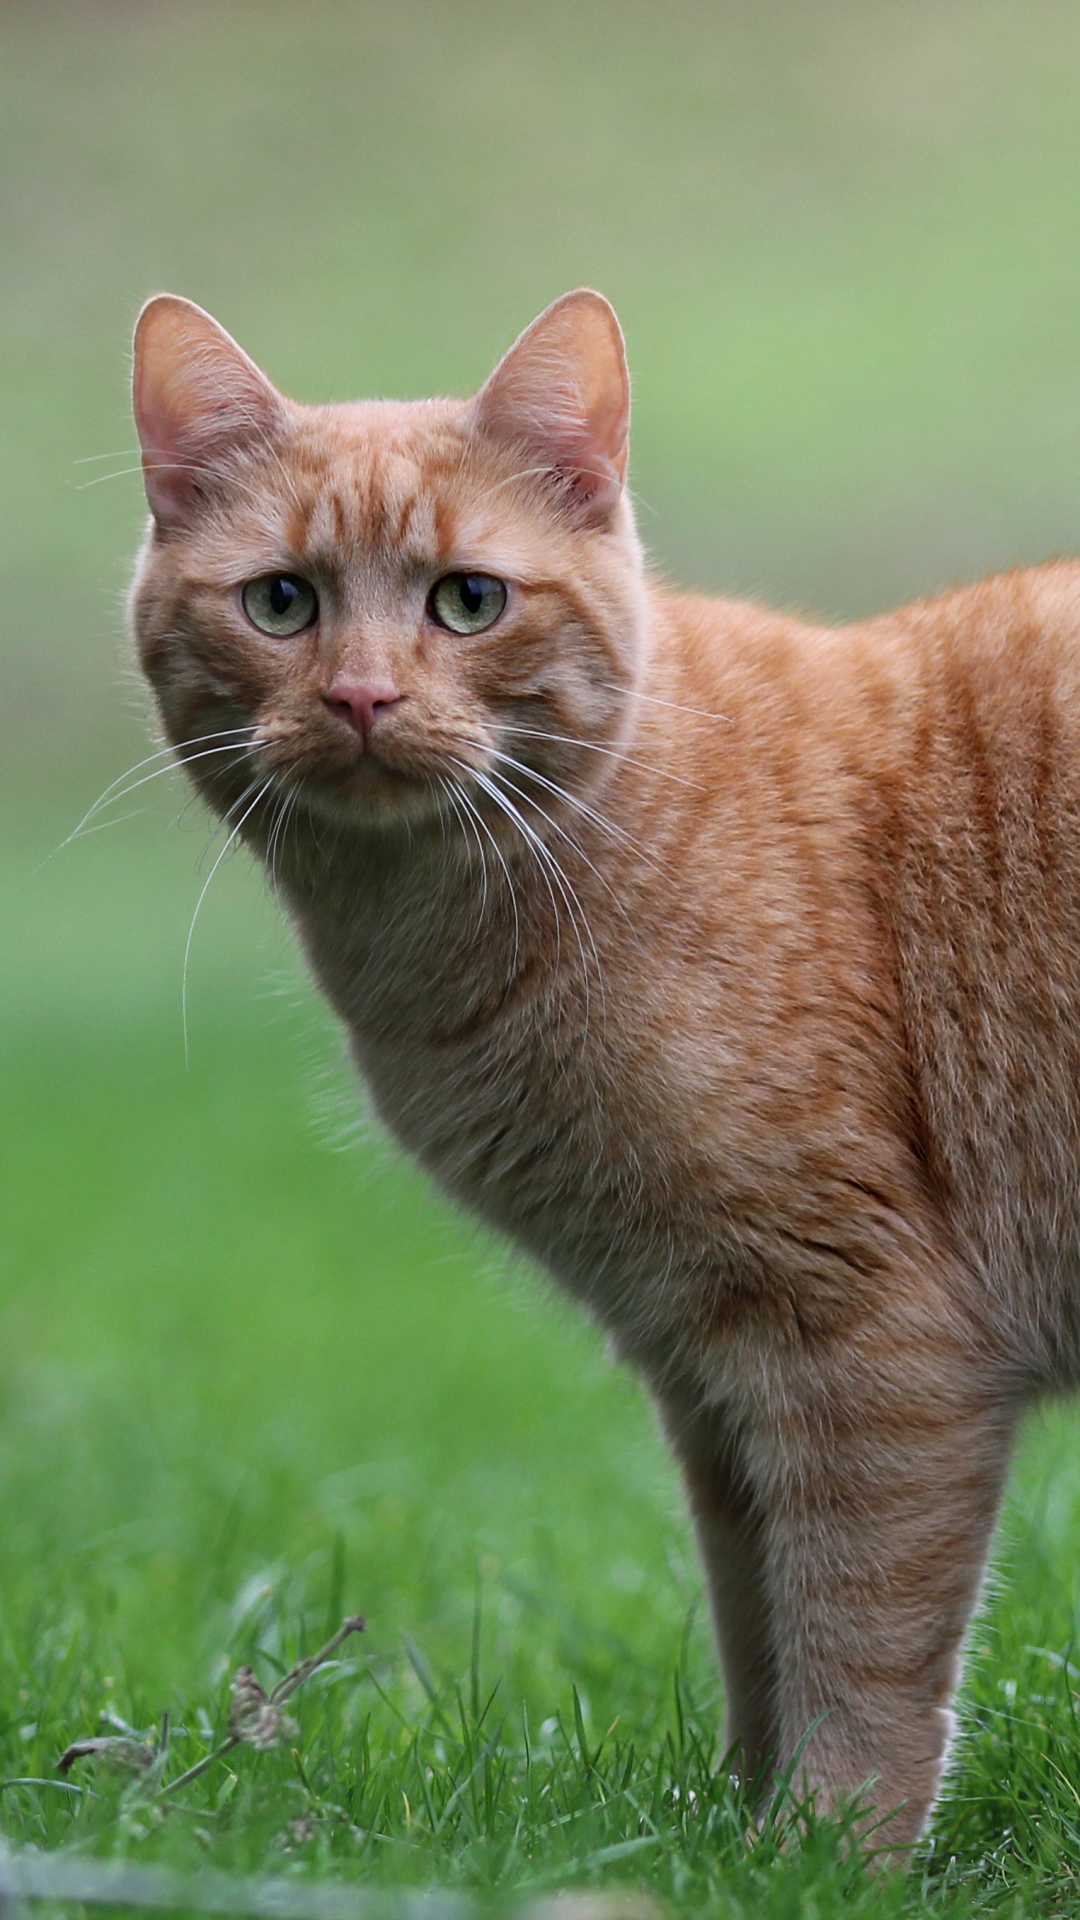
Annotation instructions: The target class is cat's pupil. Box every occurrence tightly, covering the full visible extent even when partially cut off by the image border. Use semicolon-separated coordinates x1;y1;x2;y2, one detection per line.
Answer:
460;578;485;615
269;577;298;617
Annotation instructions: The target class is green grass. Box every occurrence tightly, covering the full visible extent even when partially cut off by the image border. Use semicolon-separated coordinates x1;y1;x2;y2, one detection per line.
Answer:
8;834;1080;1920
10;1;1080;1912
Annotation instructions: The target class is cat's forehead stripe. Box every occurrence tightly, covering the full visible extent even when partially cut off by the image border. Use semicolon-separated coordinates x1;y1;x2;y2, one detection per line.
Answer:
267;405;589;580
289;489;345;558
282;441;453;571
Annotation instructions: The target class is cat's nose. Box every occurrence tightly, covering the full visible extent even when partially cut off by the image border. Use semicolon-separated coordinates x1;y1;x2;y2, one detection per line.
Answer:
322;676;402;747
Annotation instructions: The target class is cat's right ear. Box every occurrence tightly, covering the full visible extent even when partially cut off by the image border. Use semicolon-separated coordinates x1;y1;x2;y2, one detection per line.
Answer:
132;295;286;532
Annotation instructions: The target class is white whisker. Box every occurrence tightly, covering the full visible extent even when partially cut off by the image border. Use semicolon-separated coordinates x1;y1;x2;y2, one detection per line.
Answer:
93;739;255;818
182;780;268;1064
445;773;522;976
73;447;141;465
486;752;645;933
467;764;565;977
464;760;604;1038
247;421;308;520
55;807;150;839
264;782;297;890
47;728;257;861
78;458;273;514
487;746;660;873
437;775;489;936
467;460;629;517
598;681;732;725
496;722;707;792
194;771;263;871
75;465;152;490
466;464;566;513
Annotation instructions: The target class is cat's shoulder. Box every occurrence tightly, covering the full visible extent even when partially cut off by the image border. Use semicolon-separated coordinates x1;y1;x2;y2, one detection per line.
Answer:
848;558;1080;654
641;561;1080;742
646;583;830;690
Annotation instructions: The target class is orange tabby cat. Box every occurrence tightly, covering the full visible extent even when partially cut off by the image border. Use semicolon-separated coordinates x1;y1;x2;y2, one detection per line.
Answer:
129;288;1080;1852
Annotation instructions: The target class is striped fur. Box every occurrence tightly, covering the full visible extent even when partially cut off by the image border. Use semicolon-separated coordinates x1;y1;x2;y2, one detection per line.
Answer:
130;290;1080;1855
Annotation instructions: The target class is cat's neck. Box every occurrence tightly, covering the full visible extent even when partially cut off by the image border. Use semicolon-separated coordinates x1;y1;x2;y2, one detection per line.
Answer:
264;586;691;1039
275;763;612;1048
267;580;804;1049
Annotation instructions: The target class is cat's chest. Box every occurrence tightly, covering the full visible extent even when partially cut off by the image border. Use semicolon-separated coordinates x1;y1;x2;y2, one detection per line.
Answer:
287;849;901;1357
292;877;686;1312
353;979;626;1264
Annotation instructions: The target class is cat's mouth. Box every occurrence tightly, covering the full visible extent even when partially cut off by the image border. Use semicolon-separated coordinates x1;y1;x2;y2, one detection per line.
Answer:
323;755;419;797
251;722;446;829
247;701;501;831
255;719;410;786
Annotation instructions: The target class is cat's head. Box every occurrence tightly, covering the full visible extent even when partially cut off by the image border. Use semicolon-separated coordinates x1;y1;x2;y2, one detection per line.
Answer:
129;291;647;837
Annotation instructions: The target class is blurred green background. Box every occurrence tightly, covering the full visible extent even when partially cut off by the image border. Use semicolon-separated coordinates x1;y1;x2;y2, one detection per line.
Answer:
7;0;1080;1848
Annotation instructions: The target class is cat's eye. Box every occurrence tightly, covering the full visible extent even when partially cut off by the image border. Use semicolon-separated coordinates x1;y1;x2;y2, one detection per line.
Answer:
241;573;319;637
428;573;507;635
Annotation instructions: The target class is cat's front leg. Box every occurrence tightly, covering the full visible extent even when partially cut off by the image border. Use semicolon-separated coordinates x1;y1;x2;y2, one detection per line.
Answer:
659;1394;779;1791
739;1311;1016;1856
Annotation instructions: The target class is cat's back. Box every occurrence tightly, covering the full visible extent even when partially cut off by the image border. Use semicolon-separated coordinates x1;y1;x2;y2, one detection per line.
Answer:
861;562;1080;1363
654;559;1080;1371
832;560;1080;1098
649;559;1080;1003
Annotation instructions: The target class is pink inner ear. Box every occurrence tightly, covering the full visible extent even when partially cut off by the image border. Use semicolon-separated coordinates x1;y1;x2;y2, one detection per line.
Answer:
470;291;630;529
132;369;208;527
547;412;626;522
132;296;284;532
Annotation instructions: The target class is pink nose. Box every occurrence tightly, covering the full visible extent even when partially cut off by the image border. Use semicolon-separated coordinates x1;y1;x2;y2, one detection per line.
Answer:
323;676;401;746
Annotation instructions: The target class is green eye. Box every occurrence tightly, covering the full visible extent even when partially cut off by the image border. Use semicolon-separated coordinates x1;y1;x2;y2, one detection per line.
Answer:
428;573;507;635
241;573;318;636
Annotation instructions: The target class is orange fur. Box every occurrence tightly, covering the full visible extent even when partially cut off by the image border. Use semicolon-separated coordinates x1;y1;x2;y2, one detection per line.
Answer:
129;290;1080;1853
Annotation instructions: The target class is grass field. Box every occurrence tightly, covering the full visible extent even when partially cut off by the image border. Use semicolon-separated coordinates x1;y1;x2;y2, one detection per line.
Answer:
9;3;1080;1913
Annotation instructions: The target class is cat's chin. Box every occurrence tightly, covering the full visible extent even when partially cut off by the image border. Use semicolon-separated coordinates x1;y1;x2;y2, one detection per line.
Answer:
295;758;442;832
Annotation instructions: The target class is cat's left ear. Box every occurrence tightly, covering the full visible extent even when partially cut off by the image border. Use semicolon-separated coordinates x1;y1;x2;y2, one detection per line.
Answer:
469;290;630;528
132;294;288;532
